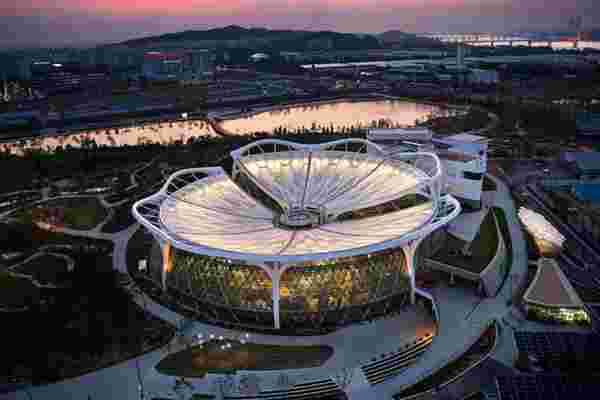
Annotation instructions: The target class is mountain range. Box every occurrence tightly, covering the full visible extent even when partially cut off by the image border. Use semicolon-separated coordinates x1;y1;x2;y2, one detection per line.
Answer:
107;25;443;51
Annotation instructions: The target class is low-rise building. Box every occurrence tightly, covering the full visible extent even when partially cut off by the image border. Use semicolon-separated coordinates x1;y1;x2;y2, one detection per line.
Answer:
560;151;600;180
30;62;110;96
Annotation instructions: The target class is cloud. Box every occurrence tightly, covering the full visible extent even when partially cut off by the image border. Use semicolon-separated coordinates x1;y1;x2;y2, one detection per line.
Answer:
0;0;598;47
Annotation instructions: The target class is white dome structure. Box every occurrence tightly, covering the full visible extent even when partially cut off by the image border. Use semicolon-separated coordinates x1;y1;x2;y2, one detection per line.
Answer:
133;139;461;330
518;207;566;255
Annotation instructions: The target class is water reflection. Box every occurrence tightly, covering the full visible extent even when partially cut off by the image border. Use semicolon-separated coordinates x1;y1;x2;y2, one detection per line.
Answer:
1;100;441;155
219;100;441;135
1;120;218;155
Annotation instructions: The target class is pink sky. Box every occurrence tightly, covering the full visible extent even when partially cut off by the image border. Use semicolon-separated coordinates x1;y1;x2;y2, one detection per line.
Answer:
1;0;597;47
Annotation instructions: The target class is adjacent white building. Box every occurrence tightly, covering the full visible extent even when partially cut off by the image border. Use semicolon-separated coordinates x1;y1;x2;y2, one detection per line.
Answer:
368;129;488;209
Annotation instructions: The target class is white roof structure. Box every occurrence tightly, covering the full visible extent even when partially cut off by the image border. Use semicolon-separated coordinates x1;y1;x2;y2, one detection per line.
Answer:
443;133;490;143
367;127;433;142
133;139;461;264
518;207;566;251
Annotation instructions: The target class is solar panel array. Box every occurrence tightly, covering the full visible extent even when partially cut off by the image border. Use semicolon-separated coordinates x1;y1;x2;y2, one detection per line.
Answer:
496;374;600;400
513;331;600;372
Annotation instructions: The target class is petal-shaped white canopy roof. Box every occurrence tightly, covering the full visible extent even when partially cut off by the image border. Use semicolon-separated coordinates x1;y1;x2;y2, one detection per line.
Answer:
518;207;566;250
133;139;461;264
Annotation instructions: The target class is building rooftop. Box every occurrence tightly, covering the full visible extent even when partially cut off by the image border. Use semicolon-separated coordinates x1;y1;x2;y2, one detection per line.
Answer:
523;258;584;309
441;133;490;143
497;374;600;400
562;151;600;173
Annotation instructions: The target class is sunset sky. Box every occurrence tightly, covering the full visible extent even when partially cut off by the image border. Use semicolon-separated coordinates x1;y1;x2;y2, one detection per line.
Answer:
1;0;598;48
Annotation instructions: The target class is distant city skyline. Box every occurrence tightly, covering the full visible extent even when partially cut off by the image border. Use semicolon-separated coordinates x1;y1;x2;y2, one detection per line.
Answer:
1;0;599;48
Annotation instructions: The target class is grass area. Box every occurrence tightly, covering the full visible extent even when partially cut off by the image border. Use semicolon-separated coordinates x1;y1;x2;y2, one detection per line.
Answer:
0;221;113;256
492;207;514;297
0;271;39;309
12;254;71;286
15;196;108;231
431;210;499;274
1;260;174;385
156;340;334;378
396;324;496;399
482;176;497;192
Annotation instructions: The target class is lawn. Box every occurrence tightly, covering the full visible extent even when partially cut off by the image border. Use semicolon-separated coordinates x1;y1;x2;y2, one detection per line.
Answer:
156;340;334;378
431;210;499;274
12;253;71;286
15;196;108;231
0;271;39;309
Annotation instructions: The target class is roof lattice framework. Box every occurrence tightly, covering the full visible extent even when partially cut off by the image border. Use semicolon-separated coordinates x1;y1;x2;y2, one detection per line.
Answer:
133;139;460;264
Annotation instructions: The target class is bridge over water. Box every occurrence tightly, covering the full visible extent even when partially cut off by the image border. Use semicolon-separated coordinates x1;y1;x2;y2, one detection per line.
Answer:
420;33;596;49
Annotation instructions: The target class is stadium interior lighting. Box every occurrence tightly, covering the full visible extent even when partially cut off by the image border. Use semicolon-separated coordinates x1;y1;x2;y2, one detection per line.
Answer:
133;139;461;330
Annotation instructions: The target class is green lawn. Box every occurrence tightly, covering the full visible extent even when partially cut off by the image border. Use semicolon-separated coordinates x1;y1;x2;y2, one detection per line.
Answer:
16;196;108;231
0;271;39;309
156;340;334;378
431;210;499;274
13;254;71;286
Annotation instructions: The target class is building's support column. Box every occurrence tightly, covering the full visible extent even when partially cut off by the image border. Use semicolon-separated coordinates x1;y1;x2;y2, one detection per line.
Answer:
402;239;423;305
161;242;172;291
271;266;282;330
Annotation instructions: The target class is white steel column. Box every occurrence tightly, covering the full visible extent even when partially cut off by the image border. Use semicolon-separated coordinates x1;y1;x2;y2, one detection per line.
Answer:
402;239;423;305
271;267;281;329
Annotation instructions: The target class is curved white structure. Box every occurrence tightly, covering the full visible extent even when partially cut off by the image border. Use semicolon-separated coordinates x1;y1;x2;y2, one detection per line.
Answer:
518;207;565;254
133;139;461;330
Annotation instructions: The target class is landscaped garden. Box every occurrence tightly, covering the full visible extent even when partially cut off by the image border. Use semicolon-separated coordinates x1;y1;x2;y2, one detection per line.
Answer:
12;253;72;286
431;210;499;274
0;220;113;260
0;271;39;309
156;340;334;378
0;251;174;385
13;196;108;231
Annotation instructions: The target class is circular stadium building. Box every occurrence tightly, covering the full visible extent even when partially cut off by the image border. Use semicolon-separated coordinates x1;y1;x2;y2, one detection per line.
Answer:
133;139;461;333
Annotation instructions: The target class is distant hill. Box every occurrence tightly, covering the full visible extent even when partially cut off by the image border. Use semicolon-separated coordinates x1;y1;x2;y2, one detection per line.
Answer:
377;30;447;49
109;25;382;52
